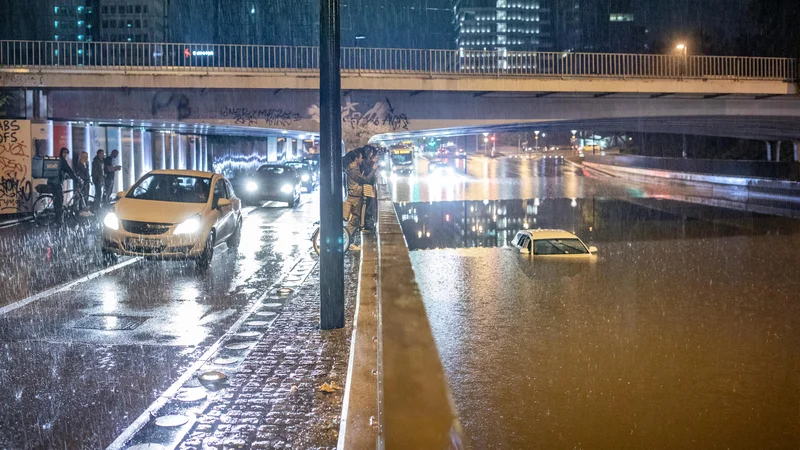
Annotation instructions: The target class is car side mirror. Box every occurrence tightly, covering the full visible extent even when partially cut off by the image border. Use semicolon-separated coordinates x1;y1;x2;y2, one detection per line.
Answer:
589;246;598;255
116;191;126;199
519;246;530;254
216;198;231;208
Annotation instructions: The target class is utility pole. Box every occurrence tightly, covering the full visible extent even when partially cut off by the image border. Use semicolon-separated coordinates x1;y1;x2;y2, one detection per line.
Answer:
319;0;344;330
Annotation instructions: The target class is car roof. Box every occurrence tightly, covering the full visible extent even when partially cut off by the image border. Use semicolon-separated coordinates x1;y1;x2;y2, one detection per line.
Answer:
148;169;216;178
517;229;581;240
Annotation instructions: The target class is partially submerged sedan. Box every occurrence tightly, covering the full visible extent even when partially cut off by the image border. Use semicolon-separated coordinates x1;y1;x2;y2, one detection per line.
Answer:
512;229;597;258
102;170;242;268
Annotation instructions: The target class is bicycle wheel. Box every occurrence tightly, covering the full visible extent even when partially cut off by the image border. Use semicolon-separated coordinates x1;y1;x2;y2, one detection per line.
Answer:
33;195;56;227
312;226;351;255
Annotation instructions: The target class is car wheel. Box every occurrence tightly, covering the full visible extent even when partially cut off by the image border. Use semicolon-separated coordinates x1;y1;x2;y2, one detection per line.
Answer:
197;231;215;269
229;220;242;249
287;194;297;208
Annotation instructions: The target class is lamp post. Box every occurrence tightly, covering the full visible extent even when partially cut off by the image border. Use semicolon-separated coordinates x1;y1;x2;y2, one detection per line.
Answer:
534;130;540;151
676;43;687;77
482;132;489;156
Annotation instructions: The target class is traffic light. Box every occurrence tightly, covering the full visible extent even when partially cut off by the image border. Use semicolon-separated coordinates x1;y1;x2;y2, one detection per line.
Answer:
490;136;495;141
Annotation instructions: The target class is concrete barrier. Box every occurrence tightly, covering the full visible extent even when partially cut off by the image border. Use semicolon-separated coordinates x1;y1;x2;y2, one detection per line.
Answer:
582;160;800;203
339;182;463;449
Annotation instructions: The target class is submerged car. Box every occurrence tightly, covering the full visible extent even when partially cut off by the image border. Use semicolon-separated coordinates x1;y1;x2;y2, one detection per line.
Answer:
512;229;597;257
102;170;242;268
286;161;318;192
241;164;302;207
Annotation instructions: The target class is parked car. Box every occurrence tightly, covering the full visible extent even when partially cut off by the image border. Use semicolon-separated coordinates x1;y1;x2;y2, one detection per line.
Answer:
101;169;242;268
286;161;318;192
512;229;597;258
240;164;302;207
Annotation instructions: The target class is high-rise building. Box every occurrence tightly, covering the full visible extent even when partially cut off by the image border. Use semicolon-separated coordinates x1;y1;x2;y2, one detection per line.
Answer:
97;1;167;42
52;0;100;42
455;0;554;53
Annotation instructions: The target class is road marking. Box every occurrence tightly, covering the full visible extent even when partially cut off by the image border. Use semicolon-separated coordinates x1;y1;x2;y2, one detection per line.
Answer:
0;257;141;317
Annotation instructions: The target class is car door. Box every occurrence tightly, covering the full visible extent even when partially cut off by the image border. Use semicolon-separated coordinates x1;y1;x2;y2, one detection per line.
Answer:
212;178;232;241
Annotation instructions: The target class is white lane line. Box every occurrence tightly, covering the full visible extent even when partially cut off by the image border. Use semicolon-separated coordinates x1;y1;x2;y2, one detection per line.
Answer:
0;257;141;317
106;257;314;450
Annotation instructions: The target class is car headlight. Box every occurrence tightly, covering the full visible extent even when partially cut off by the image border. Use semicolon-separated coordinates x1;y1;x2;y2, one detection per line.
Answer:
103;212;120;230
280;184;294;194
246;181;258;192
174;216;201;235
301;174;310;182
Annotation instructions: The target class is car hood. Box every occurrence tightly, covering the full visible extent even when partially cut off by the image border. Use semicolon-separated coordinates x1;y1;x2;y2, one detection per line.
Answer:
115;198;207;224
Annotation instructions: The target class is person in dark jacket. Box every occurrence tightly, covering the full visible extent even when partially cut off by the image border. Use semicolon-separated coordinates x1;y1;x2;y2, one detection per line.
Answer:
47;147;78;225
91;149;106;210
359;146;379;231
103;149;121;203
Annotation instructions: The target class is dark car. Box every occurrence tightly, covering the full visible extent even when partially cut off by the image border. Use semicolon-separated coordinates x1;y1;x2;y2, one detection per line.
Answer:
240;164;302;207
286;161;317;192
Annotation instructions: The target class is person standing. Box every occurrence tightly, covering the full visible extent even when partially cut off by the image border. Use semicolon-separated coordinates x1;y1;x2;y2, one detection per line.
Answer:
360;147;379;231
46;147;78;225
345;149;377;251
75;151;91;210
91;149;106;210
103;149;121;203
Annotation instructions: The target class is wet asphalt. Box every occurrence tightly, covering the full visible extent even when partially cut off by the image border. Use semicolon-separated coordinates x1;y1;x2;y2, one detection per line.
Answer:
396;154;800;449
0;193;321;450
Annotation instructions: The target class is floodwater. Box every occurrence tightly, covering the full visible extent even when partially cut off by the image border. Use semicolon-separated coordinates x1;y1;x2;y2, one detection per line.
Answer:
398;156;800;449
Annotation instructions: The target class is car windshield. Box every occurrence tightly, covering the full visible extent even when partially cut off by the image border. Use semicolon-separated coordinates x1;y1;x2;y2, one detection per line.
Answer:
532;238;588;255
286;163;307;171
393;153;413;164
258;166;293;176
127;174;211;204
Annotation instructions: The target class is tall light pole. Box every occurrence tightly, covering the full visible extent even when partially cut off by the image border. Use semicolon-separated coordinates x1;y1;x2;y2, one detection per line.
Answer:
319;0;344;330
482;132;489;156
676;43;687;77
534;130;540;151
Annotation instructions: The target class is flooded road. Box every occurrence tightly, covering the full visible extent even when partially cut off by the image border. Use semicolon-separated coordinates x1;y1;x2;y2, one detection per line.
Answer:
396;156;800;449
0;196;319;450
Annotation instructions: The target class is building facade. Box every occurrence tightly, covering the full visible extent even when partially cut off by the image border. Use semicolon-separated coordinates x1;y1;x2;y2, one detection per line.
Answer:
98;0;167;42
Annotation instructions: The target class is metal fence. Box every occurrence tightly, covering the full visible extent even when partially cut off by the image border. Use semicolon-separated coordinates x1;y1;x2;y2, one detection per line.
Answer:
0;40;796;81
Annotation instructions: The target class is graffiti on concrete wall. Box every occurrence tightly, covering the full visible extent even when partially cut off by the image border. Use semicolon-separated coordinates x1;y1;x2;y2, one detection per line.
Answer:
220;107;302;127
151;91;192;120
308;97;410;149
0;120;33;214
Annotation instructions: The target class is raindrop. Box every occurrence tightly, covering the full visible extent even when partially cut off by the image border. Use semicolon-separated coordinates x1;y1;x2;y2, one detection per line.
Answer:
261;302;283;308
235;331;261;338
225;342;255;350
254;311;277;318
175;388;207;403
245;320;270;326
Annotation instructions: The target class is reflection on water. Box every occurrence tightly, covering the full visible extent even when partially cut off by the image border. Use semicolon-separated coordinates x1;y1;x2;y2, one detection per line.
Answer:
407;197;800;449
395;197;800;251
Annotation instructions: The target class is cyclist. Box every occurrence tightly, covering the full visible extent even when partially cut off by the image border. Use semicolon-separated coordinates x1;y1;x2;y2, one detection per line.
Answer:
46;147;78;226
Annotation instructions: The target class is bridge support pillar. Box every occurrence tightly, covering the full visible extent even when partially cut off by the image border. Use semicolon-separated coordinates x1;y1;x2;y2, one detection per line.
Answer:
775;141;782;162
793;141;800;162
25;89;48;120
765;141;773;161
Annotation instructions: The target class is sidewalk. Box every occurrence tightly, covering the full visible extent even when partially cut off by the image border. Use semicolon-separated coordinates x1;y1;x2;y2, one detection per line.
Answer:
129;258;358;450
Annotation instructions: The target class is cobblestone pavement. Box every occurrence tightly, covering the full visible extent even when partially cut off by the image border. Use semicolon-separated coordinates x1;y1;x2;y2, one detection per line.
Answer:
176;259;358;450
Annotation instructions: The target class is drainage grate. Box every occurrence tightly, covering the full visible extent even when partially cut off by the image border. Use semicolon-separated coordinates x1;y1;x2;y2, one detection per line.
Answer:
74;314;149;331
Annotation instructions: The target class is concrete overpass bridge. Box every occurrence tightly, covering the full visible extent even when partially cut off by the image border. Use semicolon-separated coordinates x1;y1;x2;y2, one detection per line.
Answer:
2;40;800;181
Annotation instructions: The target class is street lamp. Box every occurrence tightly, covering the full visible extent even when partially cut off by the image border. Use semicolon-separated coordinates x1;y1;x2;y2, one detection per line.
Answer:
534;130;540;151
355;35;366;47
675;43;687;57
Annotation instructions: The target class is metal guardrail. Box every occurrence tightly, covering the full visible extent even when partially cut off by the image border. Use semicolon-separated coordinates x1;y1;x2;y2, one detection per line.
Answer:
0;40;796;81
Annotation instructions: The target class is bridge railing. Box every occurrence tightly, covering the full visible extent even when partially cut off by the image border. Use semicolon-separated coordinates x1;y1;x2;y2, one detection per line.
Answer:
1;40;796;81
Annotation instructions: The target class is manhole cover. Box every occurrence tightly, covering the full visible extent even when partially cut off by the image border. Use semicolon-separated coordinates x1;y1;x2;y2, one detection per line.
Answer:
74;315;148;331
254;311;277;318
154;415;190;427
225;342;255;350
245;320;270;326
235;331;261;338
175;388;207;403
127;444;166;450
199;371;228;383
262;302;283;308
212;356;239;365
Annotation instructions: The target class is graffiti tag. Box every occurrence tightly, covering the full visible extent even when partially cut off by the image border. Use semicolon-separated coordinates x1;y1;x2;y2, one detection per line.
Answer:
0;120;32;213
220;107;302;127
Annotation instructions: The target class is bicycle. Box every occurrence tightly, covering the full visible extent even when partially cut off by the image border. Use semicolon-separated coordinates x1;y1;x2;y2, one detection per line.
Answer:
33;183;96;227
311;221;352;255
